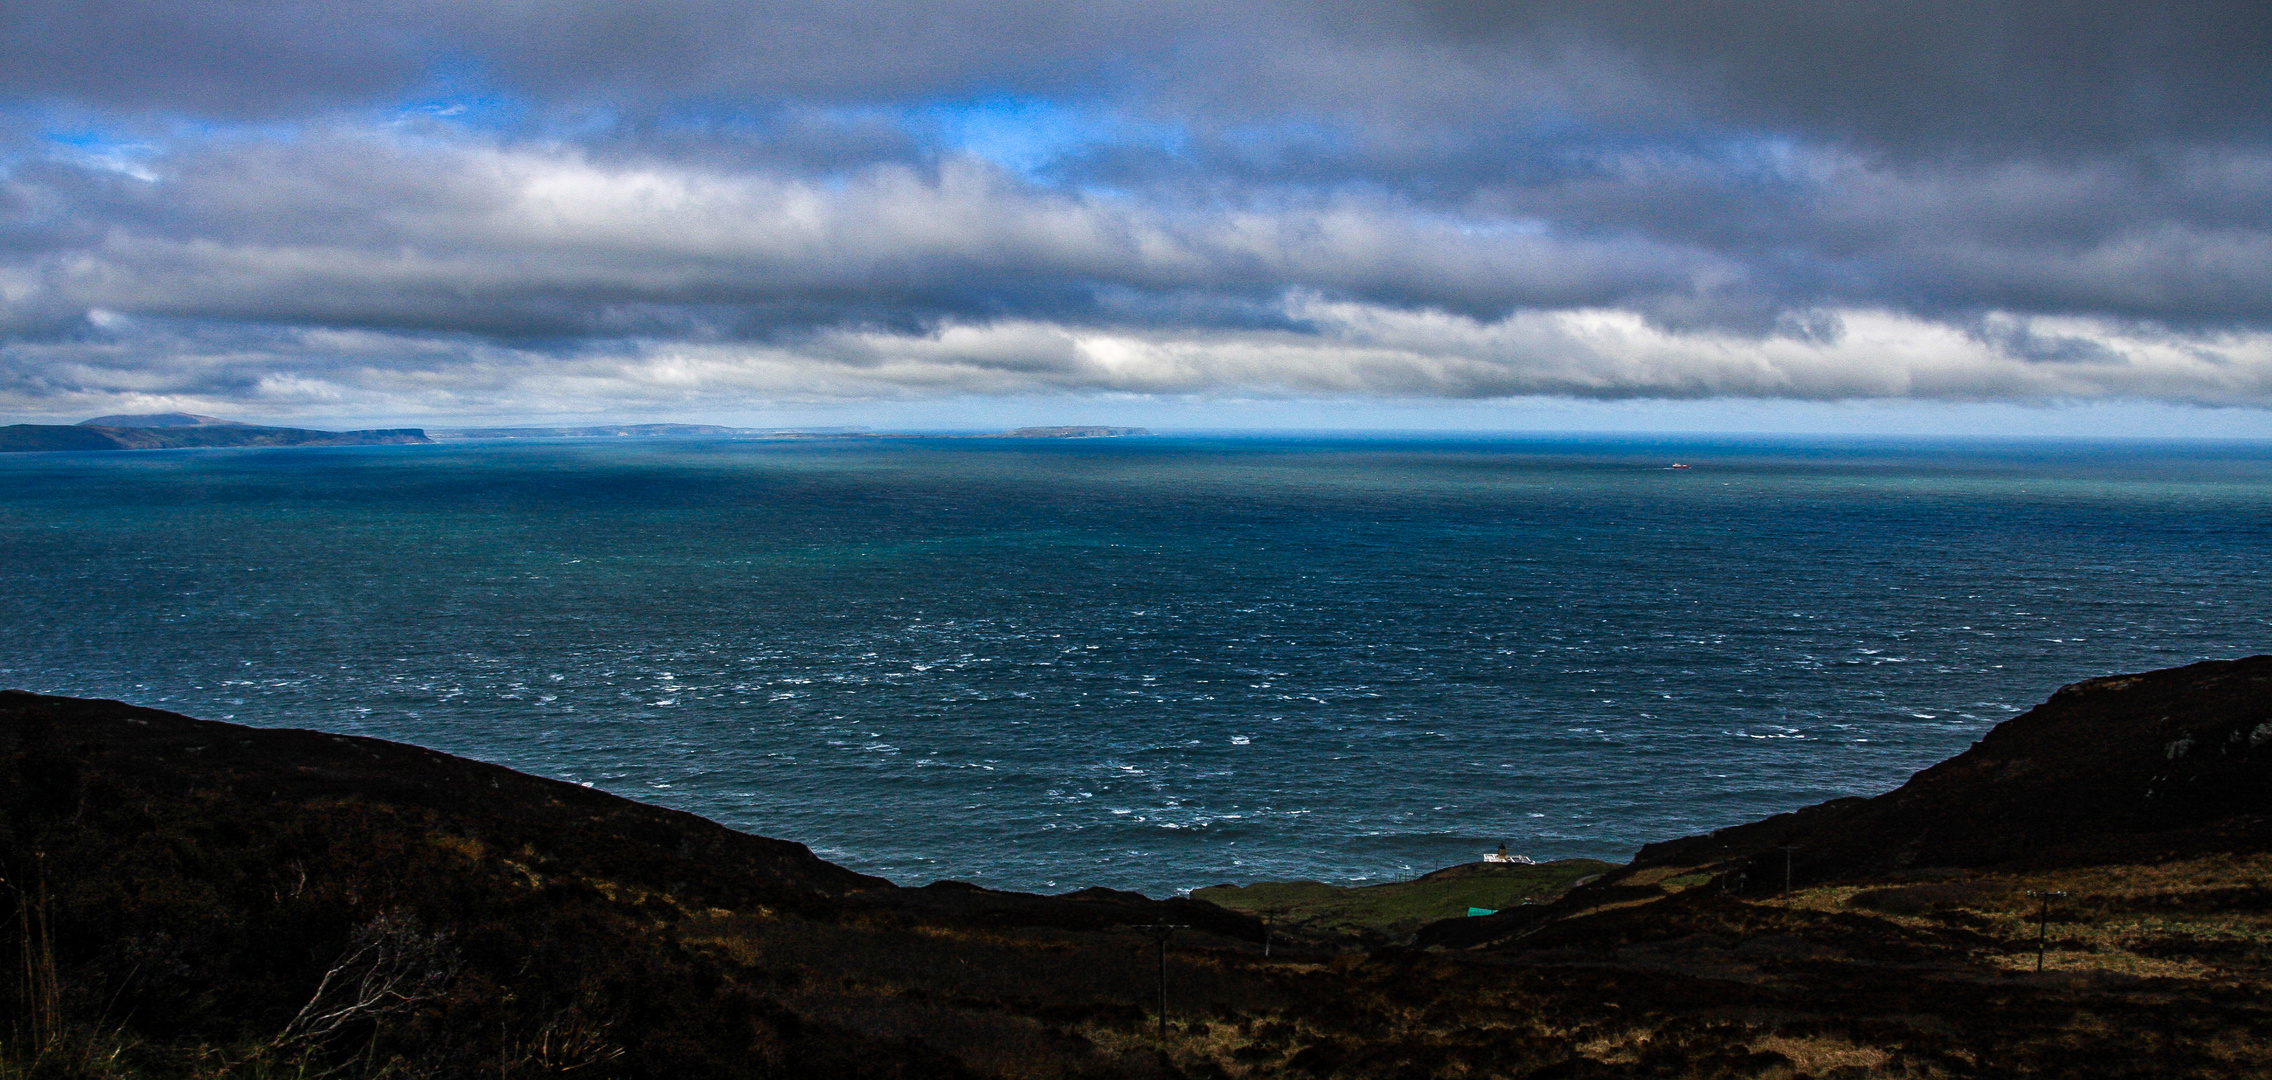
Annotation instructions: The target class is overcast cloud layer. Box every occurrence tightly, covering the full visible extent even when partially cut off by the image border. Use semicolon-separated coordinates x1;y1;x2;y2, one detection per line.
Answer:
3;1;2269;424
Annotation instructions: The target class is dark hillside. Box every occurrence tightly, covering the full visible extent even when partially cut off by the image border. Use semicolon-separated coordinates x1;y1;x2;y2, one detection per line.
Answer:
0;691;888;907
5;662;2270;1079
1418;655;2272;952
0;691;940;1077
0;691;1260;1078
1628;655;2272;880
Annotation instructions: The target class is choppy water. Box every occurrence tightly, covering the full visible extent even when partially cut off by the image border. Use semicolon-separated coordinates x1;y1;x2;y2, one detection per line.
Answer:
2;434;2267;895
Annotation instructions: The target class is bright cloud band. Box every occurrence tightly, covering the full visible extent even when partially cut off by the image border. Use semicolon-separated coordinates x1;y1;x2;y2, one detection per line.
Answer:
3;1;2268;422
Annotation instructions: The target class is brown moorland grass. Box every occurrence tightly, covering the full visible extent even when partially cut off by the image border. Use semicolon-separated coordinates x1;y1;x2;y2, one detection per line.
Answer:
5;655;2270;1079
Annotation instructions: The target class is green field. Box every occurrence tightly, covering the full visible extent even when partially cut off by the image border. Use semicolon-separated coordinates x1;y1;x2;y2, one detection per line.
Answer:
1193;859;1617;946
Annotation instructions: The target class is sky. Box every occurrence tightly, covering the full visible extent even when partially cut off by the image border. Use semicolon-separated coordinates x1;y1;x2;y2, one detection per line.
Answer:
2;1;2269;434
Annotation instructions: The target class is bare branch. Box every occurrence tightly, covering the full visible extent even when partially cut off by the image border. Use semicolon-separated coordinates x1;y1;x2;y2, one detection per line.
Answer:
265;913;457;1058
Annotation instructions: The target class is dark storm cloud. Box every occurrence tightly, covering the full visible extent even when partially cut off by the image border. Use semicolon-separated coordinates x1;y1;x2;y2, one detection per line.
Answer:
1393;1;2272;153
0;1;428;116
1;1;2269;416
13;2;2263;149
0;1;1223;117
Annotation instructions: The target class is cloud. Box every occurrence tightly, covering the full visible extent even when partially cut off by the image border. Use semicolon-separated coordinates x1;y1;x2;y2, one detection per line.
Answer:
0;1;2267;421
651;301;2272;405
11;2;2264;153
1;134;1732;331
8;132;2269;328
8;296;2267;425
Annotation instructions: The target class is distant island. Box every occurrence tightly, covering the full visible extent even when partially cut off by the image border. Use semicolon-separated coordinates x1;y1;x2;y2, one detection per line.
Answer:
0;412;429;453
427;423;832;439
982;426;1152;438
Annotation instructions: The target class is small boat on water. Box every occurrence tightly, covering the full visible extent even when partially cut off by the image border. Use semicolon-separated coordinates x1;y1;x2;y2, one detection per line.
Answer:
1669;463;1691;470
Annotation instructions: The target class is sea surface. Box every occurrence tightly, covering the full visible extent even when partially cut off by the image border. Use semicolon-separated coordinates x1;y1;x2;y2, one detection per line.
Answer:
3;434;2268;895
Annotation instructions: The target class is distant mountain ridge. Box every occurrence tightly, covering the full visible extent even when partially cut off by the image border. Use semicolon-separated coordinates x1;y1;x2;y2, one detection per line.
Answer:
3;417;1145;450
75;412;244;428
1;413;429;452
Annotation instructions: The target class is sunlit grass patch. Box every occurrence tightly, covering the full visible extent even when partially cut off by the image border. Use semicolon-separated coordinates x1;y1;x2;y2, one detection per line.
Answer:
1195;859;1614;943
1749;1033;1890;1075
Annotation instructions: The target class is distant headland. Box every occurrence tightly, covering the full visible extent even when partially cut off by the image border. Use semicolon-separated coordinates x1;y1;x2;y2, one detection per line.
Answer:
0;414;1153;453
0;412;430;453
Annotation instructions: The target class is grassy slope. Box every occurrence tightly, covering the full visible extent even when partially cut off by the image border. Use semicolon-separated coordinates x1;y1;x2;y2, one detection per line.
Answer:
1193;860;1614;945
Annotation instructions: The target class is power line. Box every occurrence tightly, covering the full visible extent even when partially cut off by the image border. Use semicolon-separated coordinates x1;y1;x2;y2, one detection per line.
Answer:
2024;891;2067;972
1132;923;1181;1042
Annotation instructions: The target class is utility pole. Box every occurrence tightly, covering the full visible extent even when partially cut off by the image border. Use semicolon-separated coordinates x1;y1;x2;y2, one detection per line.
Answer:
1258;905;1292;958
1133;924;1180;1041
2025;891;2067;972
1777;845;1797;898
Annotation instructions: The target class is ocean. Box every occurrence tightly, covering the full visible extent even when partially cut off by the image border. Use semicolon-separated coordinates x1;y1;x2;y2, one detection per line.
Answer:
2;434;2266;895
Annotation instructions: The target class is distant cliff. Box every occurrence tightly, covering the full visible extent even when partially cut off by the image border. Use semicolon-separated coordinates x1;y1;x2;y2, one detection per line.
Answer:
0;419;430;452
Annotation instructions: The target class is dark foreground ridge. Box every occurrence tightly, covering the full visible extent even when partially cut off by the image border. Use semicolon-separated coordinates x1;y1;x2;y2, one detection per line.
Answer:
1421;654;2272;950
4;657;2270;1078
